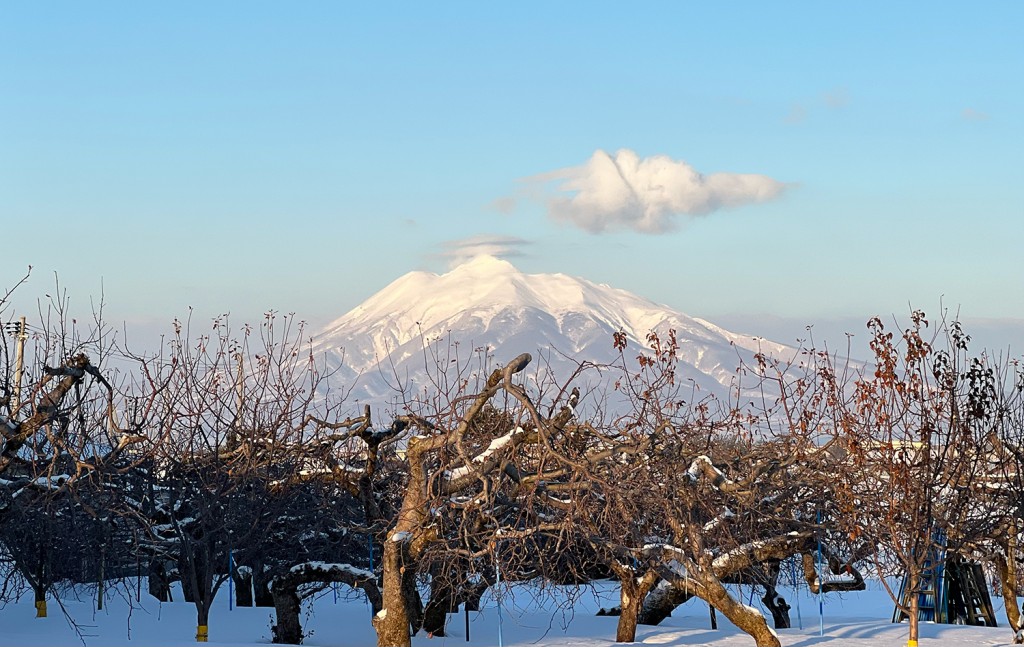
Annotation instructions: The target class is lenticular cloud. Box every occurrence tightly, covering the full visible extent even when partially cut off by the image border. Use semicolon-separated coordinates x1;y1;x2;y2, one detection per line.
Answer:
438;234;531;268
544;149;785;234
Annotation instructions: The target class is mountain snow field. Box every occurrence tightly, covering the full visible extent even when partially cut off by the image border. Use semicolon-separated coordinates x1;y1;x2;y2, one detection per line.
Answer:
314;256;805;407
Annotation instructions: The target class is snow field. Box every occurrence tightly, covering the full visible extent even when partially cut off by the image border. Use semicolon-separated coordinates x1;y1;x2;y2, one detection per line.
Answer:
0;578;1017;646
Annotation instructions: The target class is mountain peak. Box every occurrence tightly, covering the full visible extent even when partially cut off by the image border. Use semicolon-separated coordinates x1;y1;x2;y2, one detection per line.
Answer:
448;254;519;275
315;261;796;404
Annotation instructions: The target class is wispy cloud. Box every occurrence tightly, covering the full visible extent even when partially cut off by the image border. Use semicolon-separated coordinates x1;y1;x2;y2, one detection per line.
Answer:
785;87;850;124
822;87;849;109
961;107;990;122
784;103;808;124
436;234;532;268
488;196;518;214
528;149;786;234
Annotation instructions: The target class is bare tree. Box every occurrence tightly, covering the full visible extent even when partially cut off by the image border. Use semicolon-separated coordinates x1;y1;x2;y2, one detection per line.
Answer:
588;329;869;647
354;352;585;647
0;286;148;620
131;311;329;642
828;313;999;646
975;349;1024;640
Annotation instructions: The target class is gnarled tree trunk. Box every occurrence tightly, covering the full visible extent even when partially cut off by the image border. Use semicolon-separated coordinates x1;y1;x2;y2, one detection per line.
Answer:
615;573;659;642
148;559;172;602
373;536;419;647
254;562;275;607
421;574;458;637
271;562;380;644
995;545;1024;643
607;564;659;642
637;580;694;625
371;355;539;647
702;574;781;647
761;585;791;629
233;567;254;607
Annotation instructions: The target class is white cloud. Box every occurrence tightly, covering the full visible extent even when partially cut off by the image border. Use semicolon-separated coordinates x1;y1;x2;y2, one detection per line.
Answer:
536;149;786;234
437;234;532;268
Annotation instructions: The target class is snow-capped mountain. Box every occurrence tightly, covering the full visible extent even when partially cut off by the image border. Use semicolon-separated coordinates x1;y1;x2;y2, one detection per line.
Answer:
314;255;796;408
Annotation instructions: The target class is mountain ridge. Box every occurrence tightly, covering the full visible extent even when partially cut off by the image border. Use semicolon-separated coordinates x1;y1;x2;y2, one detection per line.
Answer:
314;256;795;406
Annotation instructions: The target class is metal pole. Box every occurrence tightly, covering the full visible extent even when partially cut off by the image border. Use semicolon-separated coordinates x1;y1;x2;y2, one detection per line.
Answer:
368;536;374;618
228;550;234;611
12;316;26;416
136;530;142;603
465;603;470;641
496;562;503;647
792;558;803;630
817;511;824;637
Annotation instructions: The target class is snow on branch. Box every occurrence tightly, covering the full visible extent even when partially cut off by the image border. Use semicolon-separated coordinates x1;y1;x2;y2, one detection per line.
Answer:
686;455;744;493
444;426;527;484
710;531;814;575
287;561;374;581
272;560;381;612
703;508;735;532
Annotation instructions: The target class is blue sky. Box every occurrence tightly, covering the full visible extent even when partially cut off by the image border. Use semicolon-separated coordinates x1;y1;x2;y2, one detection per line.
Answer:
2;3;1021;351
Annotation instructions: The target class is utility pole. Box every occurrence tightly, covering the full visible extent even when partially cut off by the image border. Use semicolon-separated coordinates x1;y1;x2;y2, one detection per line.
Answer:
12;316;27;417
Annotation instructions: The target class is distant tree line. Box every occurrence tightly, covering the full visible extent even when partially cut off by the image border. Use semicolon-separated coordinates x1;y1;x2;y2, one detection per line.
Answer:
2;274;1023;647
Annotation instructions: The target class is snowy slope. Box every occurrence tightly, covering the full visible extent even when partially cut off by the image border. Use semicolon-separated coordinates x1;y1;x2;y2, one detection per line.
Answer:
314;256;799;407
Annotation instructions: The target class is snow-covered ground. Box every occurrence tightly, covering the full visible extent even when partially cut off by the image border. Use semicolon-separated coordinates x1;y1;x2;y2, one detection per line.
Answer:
0;578;1016;646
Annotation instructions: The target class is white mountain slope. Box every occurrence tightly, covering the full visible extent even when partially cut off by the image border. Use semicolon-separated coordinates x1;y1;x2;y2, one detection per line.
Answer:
314;255;798;408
